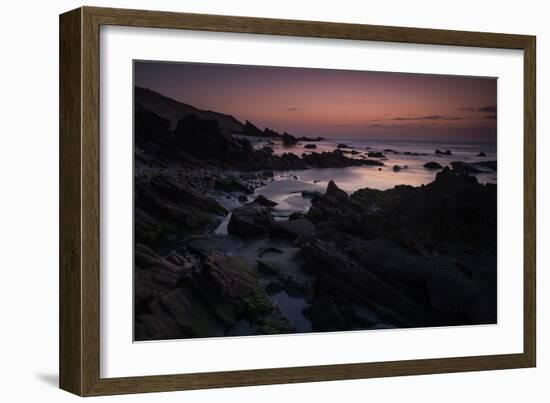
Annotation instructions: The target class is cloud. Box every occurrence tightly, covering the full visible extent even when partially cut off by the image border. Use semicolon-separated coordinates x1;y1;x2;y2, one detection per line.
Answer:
364;122;428;130
390;115;463;121
459;105;497;114
478;106;497;113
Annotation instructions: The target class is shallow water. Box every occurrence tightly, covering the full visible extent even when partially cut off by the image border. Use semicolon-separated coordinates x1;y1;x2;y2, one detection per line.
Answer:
252;137;497;191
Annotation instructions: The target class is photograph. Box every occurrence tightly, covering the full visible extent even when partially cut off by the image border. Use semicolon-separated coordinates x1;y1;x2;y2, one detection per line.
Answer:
133;61;498;341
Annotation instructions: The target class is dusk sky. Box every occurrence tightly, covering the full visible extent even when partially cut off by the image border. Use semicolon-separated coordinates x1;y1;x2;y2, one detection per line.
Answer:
135;61;497;142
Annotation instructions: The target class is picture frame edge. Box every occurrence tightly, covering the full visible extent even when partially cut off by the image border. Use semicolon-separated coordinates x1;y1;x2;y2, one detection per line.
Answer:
59;6;537;397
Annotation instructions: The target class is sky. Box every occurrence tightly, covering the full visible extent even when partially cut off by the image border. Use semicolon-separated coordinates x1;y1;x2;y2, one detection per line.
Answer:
135;61;497;142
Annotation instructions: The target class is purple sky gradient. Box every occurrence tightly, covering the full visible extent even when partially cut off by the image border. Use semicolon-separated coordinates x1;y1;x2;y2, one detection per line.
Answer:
135;61;497;142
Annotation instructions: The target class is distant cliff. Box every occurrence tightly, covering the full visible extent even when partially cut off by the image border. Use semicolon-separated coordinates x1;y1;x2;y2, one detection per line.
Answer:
135;87;244;133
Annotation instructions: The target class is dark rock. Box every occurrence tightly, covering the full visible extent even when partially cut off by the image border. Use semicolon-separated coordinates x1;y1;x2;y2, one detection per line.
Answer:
227;203;274;238
300;150;383;168
135;173;227;247
288;212;305;221
238;195;248;203
479;160;497;171
257;260;283;275
166;251;193;268
305;295;347;331
325;180;348;202
478;152;487;157
450;160;495;174
269;218;317;241
252;194;278;207
393;165;402;172
301;190;323;199
214;177;253;194
241;120;264;137
337;143;348;149
435;149;452;155
282;132;299;146
302;240;430;327
299;136;325;141
261;171;274;178
258;247;284;257
424;161;443;169
450;161;480;174
304;144;317;149
368;151;385;158
263;127;280;137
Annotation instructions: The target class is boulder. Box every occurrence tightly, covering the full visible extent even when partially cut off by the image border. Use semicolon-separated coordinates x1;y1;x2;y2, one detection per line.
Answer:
227;203;274;238
282;132;299;146
435;149;452;155
424;161;443;169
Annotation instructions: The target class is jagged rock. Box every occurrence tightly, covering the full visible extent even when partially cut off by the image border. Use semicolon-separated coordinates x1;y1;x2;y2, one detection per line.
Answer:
263;127;280;137
325;180;348;201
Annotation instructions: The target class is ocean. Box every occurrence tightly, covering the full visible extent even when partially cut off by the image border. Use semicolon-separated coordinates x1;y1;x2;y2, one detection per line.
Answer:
243;137;497;218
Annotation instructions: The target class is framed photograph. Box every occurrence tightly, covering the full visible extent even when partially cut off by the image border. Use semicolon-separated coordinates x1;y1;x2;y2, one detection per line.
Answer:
59;6;536;396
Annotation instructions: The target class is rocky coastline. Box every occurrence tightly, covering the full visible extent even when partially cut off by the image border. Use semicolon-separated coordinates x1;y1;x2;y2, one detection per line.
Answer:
134;88;497;340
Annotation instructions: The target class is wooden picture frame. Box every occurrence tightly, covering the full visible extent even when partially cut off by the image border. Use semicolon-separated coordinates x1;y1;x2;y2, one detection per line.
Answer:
59;6;536;396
